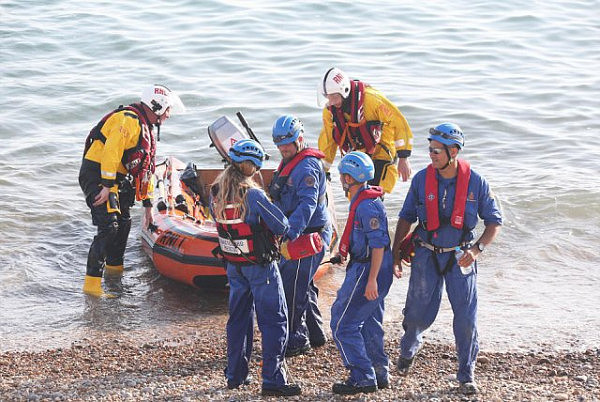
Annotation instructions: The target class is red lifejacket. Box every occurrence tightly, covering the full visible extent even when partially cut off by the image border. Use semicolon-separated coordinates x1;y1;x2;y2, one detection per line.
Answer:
338;186;384;258
329;80;382;155
214;203;260;264
269;148;325;202
277;148;325;176
425;159;471;231
83;103;156;179
122;104;156;179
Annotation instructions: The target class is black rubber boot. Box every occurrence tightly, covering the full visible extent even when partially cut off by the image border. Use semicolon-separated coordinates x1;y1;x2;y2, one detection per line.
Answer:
285;343;311;357
332;380;377;395
261;383;302;396
397;355;415;374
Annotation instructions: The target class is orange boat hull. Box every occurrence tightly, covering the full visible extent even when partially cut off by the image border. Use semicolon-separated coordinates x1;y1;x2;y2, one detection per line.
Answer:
141;157;336;289
141;157;228;288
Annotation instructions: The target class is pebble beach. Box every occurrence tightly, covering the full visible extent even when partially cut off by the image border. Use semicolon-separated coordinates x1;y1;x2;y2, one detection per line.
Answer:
1;315;598;401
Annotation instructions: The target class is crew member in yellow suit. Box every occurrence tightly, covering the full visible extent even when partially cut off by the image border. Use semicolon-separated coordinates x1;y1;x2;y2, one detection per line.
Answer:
79;84;185;296
317;67;413;194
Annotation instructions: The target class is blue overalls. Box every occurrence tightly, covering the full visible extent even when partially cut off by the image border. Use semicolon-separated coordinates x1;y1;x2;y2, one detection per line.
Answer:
330;186;394;387
399;167;502;383
272;155;332;351
211;188;291;388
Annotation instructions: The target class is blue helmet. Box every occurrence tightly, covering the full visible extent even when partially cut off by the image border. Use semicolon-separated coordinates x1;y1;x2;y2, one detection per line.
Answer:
338;151;374;182
272;115;304;145
228;139;265;169
428;122;465;149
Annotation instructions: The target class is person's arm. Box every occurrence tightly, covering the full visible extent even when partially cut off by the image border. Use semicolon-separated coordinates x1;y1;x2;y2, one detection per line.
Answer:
249;189;290;236
139;176;154;228
364;247;384;300
93;186;110;206
360;201;388;299
94;113;136;207
369;88;413;181
379;92;413;181
458;223;501;267
458;175;503;266
317;108;337;173
144;206;153;228
99;112;137;188
392;177;419;277
286;165;320;241
391;218;412;277
397;157;412;182
391;107;413;182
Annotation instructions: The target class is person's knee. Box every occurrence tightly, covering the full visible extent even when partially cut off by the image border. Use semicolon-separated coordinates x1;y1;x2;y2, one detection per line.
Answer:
403;307;433;330
108;219;119;235
455;313;477;338
332;319;358;338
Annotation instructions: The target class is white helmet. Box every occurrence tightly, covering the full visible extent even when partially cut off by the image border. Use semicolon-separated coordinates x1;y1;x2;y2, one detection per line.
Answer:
141;84;186;117
321;67;351;98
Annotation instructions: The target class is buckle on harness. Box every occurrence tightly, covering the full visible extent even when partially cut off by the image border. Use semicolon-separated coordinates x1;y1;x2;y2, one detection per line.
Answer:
416;238;458;254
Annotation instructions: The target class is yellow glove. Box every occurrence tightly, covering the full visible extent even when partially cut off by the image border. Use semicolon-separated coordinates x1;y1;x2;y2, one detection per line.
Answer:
280;240;292;260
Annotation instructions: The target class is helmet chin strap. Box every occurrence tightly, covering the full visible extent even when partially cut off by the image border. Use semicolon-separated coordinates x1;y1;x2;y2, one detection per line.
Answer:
296;140;306;153
155;121;161;142
342;177;364;198
438;145;453;170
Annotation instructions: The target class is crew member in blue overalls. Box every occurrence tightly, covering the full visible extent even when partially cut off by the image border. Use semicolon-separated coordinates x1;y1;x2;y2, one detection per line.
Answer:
329;151;394;395
269;115;332;357
391;123;502;395
210;139;301;397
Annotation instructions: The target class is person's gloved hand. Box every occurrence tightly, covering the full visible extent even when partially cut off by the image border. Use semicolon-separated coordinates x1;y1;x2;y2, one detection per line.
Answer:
144;206;154;229
280;239;292;260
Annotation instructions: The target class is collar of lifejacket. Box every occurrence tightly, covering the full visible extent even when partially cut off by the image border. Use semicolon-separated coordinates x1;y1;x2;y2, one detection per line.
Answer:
276;147;325;176
425;159;471;231
338;185;384;258
130;103;159;141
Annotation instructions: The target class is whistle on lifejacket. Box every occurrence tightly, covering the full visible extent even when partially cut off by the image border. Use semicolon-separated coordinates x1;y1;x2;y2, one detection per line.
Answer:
281;232;324;261
106;188;121;214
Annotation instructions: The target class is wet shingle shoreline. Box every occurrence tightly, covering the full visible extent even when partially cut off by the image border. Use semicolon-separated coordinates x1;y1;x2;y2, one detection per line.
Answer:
1;318;598;401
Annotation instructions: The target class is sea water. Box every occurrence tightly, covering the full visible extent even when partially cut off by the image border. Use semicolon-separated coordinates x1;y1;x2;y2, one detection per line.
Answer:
1;0;598;352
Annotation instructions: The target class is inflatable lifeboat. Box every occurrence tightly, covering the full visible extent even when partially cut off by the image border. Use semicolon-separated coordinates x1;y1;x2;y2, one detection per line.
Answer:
141;114;338;289
141;157;227;288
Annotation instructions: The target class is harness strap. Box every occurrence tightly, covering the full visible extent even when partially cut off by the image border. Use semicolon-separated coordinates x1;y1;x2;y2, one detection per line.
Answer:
424;227;470;275
224;229;257;265
415;238;470;254
337;125;350;159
